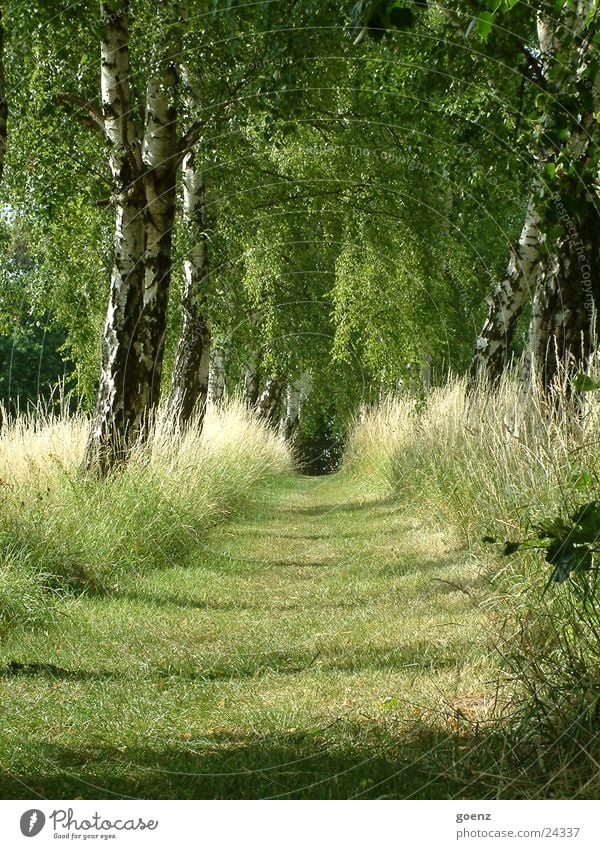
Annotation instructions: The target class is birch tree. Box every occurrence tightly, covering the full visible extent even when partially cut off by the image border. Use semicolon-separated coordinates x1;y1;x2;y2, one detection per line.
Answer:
470;199;541;382
138;29;180;415
83;3;148;474
83;1;183;472
0;6;7;188
0;5;6;432
470;0;600;391
525;1;600;391
164;156;212;428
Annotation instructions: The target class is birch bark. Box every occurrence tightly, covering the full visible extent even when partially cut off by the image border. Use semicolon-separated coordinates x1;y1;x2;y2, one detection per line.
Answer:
164;156;212;428
279;372;311;441
84;2;148;473
0;6;7;186
138;50;179;411
256;376;284;424
470;198;541;382
471;1;600;388
84;3;185;471
525;1;600;391
208;339;230;405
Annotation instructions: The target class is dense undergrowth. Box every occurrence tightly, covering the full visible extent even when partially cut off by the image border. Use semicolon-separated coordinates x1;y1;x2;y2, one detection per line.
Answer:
345;376;600;795
0;402;291;637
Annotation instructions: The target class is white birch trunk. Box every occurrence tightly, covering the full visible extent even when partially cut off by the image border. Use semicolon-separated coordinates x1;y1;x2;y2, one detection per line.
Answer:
165;156;211;428
0;7;7;186
208;340;230;405
243;348;262;407
84;2;148;474
470;198;541;382
256;376;284;424
524;0;600;391
279;372;311;441
138;37;179;412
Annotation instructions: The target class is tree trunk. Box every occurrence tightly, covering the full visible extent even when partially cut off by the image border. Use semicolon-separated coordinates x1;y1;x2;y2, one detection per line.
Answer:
208;339;230;405
527;202;600;392
164;157;211;429
138;43;179;412
470;198;541;383
471;2;600;390
84;3;184;472
279;372;311;441
524;3;600;391
256;376;284;425
0;6;6;437
243;348;262;407
84;3;148;474
0;6;7;187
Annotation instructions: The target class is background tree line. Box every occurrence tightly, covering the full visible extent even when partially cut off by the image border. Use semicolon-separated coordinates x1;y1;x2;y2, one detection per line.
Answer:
0;0;598;471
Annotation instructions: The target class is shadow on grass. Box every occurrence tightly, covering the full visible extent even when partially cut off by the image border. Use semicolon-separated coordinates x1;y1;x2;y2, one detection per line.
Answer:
117;590;365;613
0;724;506;800
0;661;120;682
277;496;401;518
0;637;484;685
2;719;590;800
270;527;416;541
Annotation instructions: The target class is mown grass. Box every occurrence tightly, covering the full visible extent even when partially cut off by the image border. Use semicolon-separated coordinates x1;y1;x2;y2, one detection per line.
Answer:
0;466;505;799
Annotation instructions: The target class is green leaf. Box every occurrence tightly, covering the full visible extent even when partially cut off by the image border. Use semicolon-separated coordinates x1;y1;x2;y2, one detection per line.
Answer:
388;7;416;29
569;502;600;544
518;538;550;550
537;517;571;539
476;11;495;40
573;472;593;492
545;538;578;583
573;373;600;392
574;547;593;573
570;501;599;526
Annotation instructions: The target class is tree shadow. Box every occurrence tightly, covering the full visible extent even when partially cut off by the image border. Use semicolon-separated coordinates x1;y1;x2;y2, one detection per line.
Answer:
0;661;120;682
0;635;487;687
270;528;414;541
117;589;364;613
0;724;508;800
2;717;582;800
277;496;401;518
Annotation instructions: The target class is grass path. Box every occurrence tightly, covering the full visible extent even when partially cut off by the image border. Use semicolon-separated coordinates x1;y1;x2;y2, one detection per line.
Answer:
0;472;497;799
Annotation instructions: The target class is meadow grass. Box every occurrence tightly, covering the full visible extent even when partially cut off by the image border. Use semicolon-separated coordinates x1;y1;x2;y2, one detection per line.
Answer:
0;472;500;799
0;401;291;610
0;385;599;798
345;376;600;795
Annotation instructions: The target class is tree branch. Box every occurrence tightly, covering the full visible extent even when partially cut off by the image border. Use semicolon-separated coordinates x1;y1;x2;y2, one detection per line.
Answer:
56;92;106;137
519;45;547;90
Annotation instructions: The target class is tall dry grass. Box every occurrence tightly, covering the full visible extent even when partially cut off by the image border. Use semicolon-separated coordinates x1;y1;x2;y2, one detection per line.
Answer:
0;401;291;635
345;376;600;544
